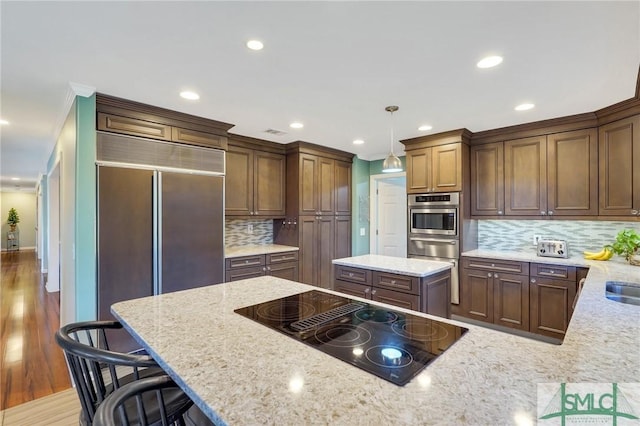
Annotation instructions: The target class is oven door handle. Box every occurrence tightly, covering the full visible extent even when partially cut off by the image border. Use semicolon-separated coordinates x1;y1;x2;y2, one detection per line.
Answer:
409;238;458;244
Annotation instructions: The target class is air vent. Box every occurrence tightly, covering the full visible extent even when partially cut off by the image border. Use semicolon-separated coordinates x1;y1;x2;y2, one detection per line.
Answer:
264;128;287;136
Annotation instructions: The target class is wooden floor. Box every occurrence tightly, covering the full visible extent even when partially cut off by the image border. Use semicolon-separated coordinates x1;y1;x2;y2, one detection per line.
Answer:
0;250;72;411
0;388;80;426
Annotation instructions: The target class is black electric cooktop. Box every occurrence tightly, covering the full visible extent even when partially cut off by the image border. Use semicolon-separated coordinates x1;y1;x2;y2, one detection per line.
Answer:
234;290;468;386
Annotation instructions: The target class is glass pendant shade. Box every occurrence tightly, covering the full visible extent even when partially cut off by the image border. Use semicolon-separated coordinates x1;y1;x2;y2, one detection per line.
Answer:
382;105;403;173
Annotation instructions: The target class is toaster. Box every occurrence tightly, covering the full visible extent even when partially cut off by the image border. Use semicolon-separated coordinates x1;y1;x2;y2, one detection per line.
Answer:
537;239;568;258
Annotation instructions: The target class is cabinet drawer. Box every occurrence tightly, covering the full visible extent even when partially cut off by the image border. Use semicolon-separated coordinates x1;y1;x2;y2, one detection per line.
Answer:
334;265;371;284
98;112;171;141
462;257;529;275
333;279;371;300
171;127;227;149
226;255;265;270
225;266;265;282
530;263;576;281
267;251;299;264
372;287;420;312
373;271;420;295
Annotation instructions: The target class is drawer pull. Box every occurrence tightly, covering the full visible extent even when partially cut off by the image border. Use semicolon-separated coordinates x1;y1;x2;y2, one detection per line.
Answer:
487;273;492;278
390;280;396;284
531;279;536;284
494;273;499;278
348;272;354;277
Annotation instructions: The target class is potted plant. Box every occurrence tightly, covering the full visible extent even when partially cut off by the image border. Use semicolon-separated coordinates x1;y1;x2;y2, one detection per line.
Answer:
606;229;640;266
7;208;19;231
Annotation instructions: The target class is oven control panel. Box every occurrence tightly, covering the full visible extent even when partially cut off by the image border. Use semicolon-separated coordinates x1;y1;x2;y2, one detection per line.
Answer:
537;239;568;258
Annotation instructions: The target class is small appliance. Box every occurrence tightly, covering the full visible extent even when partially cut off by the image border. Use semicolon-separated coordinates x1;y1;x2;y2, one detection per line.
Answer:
537;239;568;258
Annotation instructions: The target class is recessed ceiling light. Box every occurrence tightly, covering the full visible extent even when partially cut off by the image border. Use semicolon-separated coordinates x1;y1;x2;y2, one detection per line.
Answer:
247;40;264;51
10;177;20;181
477;55;503;69
0;119;9;125
418;125;433;131
179;91;200;100
353;139;364;145
515;103;535;111
289;122;304;129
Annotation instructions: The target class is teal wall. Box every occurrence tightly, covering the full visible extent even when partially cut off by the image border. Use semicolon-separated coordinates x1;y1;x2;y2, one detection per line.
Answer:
351;156;406;256
75;94;97;321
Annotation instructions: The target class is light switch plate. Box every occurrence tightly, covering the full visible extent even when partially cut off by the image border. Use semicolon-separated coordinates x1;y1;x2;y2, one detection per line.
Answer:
360;227;366;236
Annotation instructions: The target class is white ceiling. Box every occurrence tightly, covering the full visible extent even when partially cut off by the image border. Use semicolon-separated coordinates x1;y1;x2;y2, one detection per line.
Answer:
1;1;639;192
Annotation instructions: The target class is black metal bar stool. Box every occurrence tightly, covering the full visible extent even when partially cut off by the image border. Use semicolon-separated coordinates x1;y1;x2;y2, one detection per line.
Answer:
55;321;193;425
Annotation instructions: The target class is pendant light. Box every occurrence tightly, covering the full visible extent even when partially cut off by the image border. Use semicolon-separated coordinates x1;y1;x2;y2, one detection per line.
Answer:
382;105;403;173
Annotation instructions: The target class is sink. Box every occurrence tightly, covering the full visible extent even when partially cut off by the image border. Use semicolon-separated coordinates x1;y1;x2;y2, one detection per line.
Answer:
605;281;640;306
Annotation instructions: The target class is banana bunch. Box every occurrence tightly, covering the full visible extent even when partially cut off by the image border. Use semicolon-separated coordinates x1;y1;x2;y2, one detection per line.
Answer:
583;247;613;261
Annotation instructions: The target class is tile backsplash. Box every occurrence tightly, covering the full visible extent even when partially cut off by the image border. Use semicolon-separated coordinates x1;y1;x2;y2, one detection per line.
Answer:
478;220;640;256
225;219;273;248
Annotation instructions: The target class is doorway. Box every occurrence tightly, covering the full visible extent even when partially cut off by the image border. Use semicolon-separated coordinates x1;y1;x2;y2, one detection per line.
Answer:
369;173;407;257
47;161;61;293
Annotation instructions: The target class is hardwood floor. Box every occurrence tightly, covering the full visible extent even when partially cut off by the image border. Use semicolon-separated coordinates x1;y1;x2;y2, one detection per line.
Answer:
0;250;71;411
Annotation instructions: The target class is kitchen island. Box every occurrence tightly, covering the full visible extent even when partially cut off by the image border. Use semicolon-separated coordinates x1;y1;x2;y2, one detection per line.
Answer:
111;259;640;425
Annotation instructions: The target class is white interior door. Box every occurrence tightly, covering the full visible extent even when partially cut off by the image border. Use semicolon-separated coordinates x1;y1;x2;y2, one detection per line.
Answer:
370;174;407;257
47;163;61;293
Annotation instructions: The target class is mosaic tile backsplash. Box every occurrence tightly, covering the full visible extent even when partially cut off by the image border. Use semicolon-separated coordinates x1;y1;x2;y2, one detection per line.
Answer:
225;219;273;248
477;220;640;256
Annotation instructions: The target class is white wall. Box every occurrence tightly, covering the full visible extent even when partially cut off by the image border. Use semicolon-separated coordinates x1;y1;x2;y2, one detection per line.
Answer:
0;191;37;250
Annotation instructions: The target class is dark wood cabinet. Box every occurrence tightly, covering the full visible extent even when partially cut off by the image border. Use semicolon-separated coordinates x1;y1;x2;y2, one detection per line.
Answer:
504;136;548;216
460;257;530;331
598;115;640;216
333;265;451;317
404;143;463;194
98;112;172;141
276;143;354;288
225;143;285;217
225;251;298;282
530;262;577;339
170;126;227;149
470;142;504;216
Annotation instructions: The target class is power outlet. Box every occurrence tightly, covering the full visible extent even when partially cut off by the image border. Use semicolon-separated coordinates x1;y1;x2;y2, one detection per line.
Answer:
247;224;254;234
533;235;542;246
359;227;366;236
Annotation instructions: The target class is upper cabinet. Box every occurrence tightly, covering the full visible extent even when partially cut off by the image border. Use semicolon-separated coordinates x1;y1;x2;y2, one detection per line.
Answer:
225;136;286;218
96;94;233;150
598;115;640;217
401;129;471;194
472;128;598;218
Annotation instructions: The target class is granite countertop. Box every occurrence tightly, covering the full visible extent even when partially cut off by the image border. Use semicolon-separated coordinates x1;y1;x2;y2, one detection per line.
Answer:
332;254;452;277
112;257;640;426
463;248;629;268
225;244;298;258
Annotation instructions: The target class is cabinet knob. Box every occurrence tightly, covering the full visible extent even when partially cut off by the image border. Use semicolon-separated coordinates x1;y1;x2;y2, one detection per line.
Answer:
540;211;546;216
494;273;499;278
245;260;249;264
632;209;639;215
390;280;396;284
371;289;377;295
531;279;536;284
487;273;492;278
548;211;554;216
250;212;254;215
262;267;266;271
267;266;271;271
497;210;503;215
364;288;370;293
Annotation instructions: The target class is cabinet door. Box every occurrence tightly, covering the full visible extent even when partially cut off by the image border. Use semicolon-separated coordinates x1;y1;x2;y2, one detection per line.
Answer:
298;216;318;285
432;143;462;192
334;279;371;300
334;216;352;261
493;272;529;331
317;216;335;289
299;154;319;215
267;262;299;281
318;158;335;215
530;277;576;339
372;287;420;312
406;148;432;193
97;112;171;141
460;268;493;323
254;151;286;216
505;136;547;216
470;142;504;216
599;115;640;216
547;129;598;216
334;160;352;215
225;146;253;216
171;127;227;149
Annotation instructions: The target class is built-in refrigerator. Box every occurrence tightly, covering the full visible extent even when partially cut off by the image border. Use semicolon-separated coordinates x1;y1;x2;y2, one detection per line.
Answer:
97;132;225;352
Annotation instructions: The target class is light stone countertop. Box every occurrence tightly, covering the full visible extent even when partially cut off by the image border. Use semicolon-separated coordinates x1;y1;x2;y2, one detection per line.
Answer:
332;254;452;277
225;244;298;258
112;260;640;426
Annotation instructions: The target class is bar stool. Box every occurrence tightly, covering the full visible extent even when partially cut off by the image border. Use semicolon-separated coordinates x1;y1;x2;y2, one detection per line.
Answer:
55;321;193;425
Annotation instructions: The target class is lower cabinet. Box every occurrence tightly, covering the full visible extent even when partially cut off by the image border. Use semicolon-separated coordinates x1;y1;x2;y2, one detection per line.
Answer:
225;251;299;282
334;265;451;318
460;257;579;339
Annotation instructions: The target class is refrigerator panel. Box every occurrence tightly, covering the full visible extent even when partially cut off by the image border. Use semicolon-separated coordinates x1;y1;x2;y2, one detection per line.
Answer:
97;166;154;352
160;172;224;293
